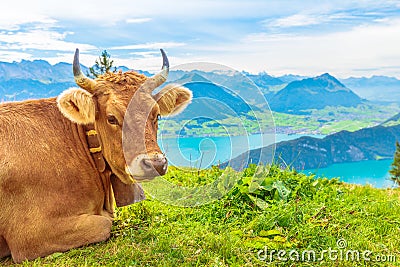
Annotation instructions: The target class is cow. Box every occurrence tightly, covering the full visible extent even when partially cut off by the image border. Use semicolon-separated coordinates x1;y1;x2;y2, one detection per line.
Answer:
0;49;192;263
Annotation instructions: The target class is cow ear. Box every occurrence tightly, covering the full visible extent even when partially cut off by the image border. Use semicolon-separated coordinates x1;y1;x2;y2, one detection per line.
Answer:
153;84;192;116
57;87;96;124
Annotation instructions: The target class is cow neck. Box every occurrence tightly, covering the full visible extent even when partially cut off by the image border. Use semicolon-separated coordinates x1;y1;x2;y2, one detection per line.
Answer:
81;123;115;216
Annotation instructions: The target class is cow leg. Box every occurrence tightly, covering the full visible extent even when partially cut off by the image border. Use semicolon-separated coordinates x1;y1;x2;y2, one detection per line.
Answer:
0;236;10;259
10;214;112;263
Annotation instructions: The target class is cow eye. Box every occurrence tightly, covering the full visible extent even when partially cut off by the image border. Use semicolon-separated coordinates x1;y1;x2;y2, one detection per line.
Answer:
154;114;161;124
107;115;119;125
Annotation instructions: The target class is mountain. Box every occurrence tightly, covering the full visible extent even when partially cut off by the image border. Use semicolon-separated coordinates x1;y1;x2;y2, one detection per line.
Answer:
169;72;210;85
168;70;269;107
277;74;307;83
243;72;286;101
0;79;75;101
1;58;397;114
243;72;306;89
244;73;308;101
224;123;400;171
167;73;259;120
381;112;400;127
341;76;400;102
0;59;264;109
0;60;76;83
244;72;285;88
269;73;363;114
0;59;143;101
0;60;78;101
0;59;135;83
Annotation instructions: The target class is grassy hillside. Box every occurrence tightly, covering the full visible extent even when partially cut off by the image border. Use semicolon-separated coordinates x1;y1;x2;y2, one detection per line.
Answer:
158;103;400;137
2;165;399;266
273;103;400;135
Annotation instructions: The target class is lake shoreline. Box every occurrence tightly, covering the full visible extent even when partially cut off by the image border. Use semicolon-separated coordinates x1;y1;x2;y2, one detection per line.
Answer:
159;133;394;188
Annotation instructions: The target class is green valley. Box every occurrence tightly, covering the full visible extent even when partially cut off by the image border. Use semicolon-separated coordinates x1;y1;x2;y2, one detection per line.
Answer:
158;103;400;137
273;103;400;135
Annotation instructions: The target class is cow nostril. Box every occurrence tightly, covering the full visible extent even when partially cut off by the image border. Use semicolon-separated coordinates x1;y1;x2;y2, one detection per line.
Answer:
142;159;153;170
140;156;168;176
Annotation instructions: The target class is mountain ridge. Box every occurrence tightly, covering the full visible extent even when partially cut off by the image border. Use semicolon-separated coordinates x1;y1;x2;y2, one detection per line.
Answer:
340;75;400;102
224;123;400;170
166;72;260;120
269;73;364;113
1;59;399;106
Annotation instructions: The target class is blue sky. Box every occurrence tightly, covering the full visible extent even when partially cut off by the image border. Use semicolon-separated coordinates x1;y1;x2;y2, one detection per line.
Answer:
0;0;399;78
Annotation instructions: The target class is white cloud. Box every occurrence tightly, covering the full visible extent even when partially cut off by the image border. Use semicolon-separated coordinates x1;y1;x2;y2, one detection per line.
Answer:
110;42;186;50
265;11;369;29
0;0;397;29
0;0;399;79
0;17;57;31
0;50;33;62
0;0;304;26
0;29;96;52
229;17;400;78
76;16;400;78
125;18;152;24
129;51;160;57
267;14;324;28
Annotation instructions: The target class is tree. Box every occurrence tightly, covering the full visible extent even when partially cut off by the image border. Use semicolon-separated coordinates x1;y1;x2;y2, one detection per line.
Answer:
389;141;400;186
87;50;117;78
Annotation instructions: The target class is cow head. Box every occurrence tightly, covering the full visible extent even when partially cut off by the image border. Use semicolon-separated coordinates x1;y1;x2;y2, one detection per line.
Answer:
57;49;192;187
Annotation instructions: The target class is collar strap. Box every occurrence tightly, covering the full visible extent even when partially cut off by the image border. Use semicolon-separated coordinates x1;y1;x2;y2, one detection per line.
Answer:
86;129;98;136
89;146;102;153
84;124;106;172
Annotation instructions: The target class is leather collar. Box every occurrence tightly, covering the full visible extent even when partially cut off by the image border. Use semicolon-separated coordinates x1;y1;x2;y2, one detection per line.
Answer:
83;124;106;172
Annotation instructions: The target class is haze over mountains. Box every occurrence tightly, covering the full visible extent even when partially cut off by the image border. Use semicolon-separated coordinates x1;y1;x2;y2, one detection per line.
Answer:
341;76;400;102
1;59;400;108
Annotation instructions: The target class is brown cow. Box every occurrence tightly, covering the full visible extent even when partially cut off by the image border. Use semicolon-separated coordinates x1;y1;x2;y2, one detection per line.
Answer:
0;49;192;263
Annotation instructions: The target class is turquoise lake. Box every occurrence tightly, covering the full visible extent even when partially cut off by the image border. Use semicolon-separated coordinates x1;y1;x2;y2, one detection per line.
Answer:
158;134;395;188
305;159;395;188
158;134;322;168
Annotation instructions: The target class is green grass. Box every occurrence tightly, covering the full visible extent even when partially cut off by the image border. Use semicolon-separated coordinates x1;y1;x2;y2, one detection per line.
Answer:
319;120;373;134
273;103;400;134
2;165;400;266
158;111;274;137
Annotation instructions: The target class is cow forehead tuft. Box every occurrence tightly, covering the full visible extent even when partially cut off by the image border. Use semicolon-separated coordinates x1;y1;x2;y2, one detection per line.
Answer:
96;71;147;86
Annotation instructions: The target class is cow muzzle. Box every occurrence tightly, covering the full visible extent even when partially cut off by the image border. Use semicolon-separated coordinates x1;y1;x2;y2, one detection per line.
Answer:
126;153;168;180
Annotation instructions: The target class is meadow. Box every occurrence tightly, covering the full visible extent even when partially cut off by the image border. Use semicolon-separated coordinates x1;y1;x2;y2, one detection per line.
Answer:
158;103;400;137
2;165;399;266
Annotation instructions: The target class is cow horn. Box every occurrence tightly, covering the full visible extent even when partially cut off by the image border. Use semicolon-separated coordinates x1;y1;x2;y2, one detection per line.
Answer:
73;48;96;92
140;49;169;93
